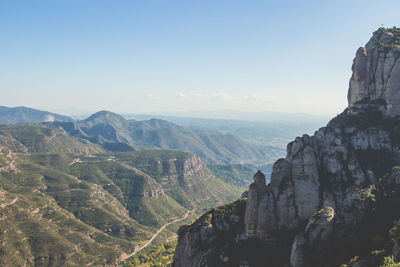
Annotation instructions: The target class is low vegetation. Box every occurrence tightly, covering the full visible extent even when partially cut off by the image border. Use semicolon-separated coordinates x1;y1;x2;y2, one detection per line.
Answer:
207;163;257;187
122;239;177;267
0;124;243;266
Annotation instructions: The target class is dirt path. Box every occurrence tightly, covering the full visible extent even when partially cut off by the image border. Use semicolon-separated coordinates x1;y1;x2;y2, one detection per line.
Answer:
68;158;82;166
0;149;17;173
0;197;18;209
120;209;193;262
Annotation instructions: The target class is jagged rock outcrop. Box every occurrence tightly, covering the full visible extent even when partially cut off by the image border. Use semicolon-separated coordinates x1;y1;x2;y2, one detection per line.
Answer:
138;155;210;198
155;154;211;181
244;171;267;238
173;28;400;267
173;199;247;267
290;206;335;266
348;27;400;115
242;103;387;242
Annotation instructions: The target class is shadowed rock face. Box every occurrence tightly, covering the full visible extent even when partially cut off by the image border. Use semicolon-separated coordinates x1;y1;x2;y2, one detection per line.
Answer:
290;207;335;267
348;28;400;115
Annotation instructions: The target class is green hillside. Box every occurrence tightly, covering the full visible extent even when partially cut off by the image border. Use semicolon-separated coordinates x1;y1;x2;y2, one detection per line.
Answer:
207;163;257;187
0;125;241;266
0;106;72;124
0;124;103;154
0;147;139;266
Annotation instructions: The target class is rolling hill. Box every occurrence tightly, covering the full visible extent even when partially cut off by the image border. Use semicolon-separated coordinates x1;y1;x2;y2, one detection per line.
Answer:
0;106;286;165
0;106;72;124
45;110;279;164
0;124;241;266
0;124;103;154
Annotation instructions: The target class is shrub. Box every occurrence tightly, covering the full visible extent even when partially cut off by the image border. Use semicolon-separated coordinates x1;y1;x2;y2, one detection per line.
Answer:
380;255;400;267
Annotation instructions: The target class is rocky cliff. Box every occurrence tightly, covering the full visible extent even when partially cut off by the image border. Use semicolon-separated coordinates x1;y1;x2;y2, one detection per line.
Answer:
348;27;400;115
173;28;400;267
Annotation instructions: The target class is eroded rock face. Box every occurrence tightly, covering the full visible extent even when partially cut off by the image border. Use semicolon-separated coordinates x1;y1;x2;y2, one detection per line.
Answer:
173;199;247;267
174;100;400;267
348;28;400;115
244;171;267;238
173;28;400;267
246;98;400;234
290;207;335;267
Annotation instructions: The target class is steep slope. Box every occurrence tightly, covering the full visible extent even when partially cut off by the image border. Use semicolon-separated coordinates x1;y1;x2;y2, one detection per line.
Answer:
348;27;400;114
126;114;326;149
173;28;400;267
0;124;103;154
0;147;140;266
207;164;257;187
128;118;271;163
78;110;134;145
0;106;72;124
0;124;241;266
80;110;129;129
46;111;274;164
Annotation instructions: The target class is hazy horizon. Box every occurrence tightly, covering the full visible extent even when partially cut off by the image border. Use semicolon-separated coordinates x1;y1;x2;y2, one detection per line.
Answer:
1;105;331;123
2;1;400;116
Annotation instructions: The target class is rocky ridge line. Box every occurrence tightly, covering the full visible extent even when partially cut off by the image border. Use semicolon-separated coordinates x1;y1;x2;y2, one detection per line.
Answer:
173;27;400;267
348;27;400;115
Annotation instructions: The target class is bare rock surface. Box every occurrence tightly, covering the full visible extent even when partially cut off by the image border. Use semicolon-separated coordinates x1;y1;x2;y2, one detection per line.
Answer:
348;28;400;115
173;28;400;267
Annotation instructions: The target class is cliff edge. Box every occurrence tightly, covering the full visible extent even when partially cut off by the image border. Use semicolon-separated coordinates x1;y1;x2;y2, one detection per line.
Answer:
348;27;400;115
173;28;400;267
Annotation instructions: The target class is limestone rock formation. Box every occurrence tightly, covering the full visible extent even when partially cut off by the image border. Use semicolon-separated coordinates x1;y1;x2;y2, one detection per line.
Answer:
173;199;247;267
290;206;335;267
173;28;400;267
348;28;400;115
244;171;267;238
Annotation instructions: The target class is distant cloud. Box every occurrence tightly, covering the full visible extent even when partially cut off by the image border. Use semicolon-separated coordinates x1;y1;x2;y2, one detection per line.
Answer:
146;93;161;99
211;92;233;101
182;92;276;103
177;92;186;98
170;91;279;112
243;94;277;101
184;92;234;101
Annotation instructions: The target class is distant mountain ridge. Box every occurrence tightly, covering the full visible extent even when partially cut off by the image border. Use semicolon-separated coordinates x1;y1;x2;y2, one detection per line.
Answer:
0;106;285;163
0;106;328;164
0;124;103;154
0;106;73;124
132;109;330;123
45;110;279;164
125;113;325;149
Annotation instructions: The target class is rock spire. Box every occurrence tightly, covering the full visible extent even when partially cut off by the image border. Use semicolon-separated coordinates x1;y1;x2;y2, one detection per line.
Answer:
348;27;400;115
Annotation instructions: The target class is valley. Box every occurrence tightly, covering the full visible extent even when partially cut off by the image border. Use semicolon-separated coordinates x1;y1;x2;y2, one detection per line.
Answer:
0;105;339;266
0;123;243;265
0;104;324;266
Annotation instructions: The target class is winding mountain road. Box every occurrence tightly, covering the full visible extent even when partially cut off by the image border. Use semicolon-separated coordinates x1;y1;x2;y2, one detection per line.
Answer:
120;209;194;262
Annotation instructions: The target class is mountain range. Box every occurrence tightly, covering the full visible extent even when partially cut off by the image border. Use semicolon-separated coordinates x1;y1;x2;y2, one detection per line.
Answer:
124;114;324;149
0;106;72;124
0;106;329;166
41;110;282;164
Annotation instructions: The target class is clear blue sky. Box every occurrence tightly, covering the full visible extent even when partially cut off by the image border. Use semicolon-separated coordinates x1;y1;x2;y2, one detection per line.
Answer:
1;0;399;116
